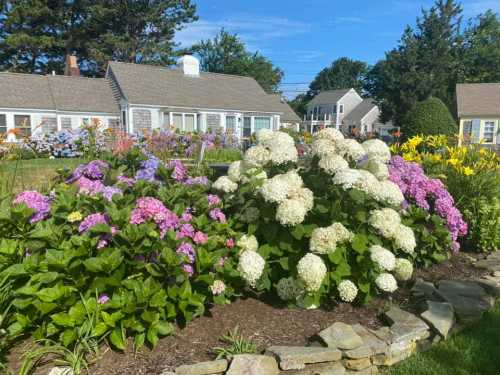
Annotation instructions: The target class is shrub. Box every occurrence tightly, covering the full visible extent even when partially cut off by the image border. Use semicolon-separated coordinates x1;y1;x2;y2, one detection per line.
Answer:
402;97;457;138
215;130;456;308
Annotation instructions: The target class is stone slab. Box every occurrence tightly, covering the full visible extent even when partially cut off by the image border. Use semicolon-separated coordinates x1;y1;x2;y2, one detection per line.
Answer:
420;301;455;339
226;355;279;375
319;323;363;350
278;362;346;375
475;277;500;297
267;346;341;370
175;360;228;375
345;365;379;375
343;357;371;371
351;324;388;356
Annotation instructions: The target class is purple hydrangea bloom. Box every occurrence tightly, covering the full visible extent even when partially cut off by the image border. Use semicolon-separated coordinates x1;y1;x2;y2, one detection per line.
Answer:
168;159;188;182
207;194;221;207
209;208;226;223
130;197;180;238
176;242;196;263
14;191;51;223
97;294;110;304
389;156;467;251
102;186;122;201
117;175;135;186
68;160;108;183
184;176;210;186
79;213;109;233
176;223;196;240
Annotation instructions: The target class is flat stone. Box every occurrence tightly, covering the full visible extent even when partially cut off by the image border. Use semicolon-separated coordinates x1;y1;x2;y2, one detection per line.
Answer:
367;327;392;344
351;324;388;356
226;355;279;375
475;277;500;297
411;279;440;300
371;339;417;367
279;362;346;375
493;271;500;277
487;251;500;260
437;280;493;322
175;360;228;375
267;346;341;370
474;259;500;272
383;307;428;328
343;345;373;359
420;301;455;339
319;323;363;350
345;365;379;375
48;368;73;375
343;358;371;371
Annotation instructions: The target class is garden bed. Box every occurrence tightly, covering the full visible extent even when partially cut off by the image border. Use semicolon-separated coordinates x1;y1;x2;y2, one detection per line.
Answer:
7;252;485;374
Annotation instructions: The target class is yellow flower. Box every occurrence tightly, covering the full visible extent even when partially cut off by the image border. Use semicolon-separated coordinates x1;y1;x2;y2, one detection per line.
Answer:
407;135;423;149
462;167;474;176
447;158;460;166
67;211;83;223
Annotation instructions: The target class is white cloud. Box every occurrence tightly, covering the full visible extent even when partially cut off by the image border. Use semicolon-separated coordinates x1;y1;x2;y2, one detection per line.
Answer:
332;16;368;25
175;16;310;50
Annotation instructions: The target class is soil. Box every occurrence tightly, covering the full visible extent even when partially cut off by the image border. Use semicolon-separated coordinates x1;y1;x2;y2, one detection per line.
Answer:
6;252;489;375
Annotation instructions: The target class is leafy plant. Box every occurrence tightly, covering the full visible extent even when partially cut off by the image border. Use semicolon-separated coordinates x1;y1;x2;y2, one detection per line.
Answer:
213;326;258;359
402;97;458;138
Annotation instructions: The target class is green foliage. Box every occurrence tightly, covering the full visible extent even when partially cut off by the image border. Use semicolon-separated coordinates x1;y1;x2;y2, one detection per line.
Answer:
462;198;500;252
191;29;283;93
403;97;458;138
213;326;258;359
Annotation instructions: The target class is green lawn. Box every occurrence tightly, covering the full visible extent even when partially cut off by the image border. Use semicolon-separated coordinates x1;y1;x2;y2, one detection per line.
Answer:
386;301;500;375
0;158;83;194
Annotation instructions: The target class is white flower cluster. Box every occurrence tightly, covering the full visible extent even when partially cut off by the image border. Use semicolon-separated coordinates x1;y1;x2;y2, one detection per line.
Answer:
394;258;413;281
369;209;416;254
244;145;271;168
213;176;238;193
210;280;226;295
311;128;344;158
362;139;391;163
310;223;353;254
237;234;259;252
336;138;367;162
318;154;349;175
375;273;398;293
252;130;298;166
297;253;327;292
338;280;358;302
238;250;265;287
276;277;303;301
276;199;308;226
369;245;396;271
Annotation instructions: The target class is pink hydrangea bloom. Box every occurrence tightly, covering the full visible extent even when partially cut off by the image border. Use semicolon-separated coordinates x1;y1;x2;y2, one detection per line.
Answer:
207;194;221;207
193;231;209;244
209;208;226;223
226;238;235;248
130;197;179;238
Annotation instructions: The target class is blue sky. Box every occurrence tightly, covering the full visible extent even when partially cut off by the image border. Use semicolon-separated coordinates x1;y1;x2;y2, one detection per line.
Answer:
175;0;500;98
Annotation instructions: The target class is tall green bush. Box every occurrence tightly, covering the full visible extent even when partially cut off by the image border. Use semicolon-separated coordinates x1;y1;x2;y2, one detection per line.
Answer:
403;97;457;138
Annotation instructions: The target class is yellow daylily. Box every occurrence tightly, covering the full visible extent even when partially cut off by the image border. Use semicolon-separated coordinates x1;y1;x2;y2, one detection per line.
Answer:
462;167;475;176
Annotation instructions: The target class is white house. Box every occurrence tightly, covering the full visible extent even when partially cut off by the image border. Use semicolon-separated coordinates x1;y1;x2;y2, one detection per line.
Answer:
303;88;388;135
0;54;298;140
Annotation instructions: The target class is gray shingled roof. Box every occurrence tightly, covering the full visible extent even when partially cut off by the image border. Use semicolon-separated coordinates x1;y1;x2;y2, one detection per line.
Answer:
0;72;119;114
343;99;378;124
269;94;301;122
309;89;351;106
456;83;500;117
107;61;283;113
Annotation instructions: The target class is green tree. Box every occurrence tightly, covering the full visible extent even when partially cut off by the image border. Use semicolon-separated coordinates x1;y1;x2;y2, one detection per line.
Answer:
308;57;369;96
289;93;309;118
191;29;283;93
403;97;457;137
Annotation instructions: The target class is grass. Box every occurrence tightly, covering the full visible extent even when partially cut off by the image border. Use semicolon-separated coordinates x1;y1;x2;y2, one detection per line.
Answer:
0;158;83;195
385;301;500;375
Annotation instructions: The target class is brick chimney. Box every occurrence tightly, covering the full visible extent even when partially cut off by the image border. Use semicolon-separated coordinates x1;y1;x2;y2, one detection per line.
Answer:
64;54;80;76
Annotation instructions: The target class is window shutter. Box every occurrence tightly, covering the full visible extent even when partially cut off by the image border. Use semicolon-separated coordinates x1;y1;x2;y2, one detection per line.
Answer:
471;119;481;143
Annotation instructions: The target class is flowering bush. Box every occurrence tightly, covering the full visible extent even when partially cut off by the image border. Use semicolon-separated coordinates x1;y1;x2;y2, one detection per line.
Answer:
0;151;247;350
216;129;458;308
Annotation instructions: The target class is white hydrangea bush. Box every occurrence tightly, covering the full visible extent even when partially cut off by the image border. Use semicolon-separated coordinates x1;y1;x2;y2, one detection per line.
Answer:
218;129;419;308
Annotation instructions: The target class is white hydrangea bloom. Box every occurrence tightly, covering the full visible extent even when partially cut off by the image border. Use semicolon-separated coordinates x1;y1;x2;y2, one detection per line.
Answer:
238;250;265;287
338;280;358;302
265;131;296;148
369;245;396;271
244;145;270;167
375;181;405;206
282;170;304;194
210;280;226;295
356;170;381;197
276;199;308;226
213;176;238;193
290;187;314;211
311;139;336;158
364;159;389;181
393;224;417;254
318;154;349;175
256;129;274;144
332;169;362;189
375;273;398;293
369;208;401;238
297;253;327;292
260;175;290;203
269;145;298;165
242;167;267;183
237;234;259;252
336;138;367;162
314;128;344;142
276;277;303;301
394;258;414;281
362;139;391;163
310;223;353;254
228;161;244;182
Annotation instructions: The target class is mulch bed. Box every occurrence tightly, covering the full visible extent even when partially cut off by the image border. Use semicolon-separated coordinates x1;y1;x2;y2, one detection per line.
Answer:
7;252;489;375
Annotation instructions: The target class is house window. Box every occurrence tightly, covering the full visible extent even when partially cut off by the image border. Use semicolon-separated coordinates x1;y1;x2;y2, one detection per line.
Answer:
82;117;90;126
172;114;183;130
207;114;221;133
0;114;6;134
254;117;271;131
483;121;496;143
462;120;473;139
226;116;236;132
339;104;344;114
61;117;72;131
332;105;337;113
14;115;31;137
41;116;57;134
243;117;252;137
185;114;195;132
108;118;121;132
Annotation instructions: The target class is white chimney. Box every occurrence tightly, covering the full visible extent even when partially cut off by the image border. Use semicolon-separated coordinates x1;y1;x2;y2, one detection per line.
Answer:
177;54;200;76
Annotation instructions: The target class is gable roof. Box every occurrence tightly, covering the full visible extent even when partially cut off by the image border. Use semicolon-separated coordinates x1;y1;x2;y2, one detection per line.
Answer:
0;72;119;114
344;99;378;124
269;94;301;122
308;89;352;106
107;61;283;113
456;83;500;117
